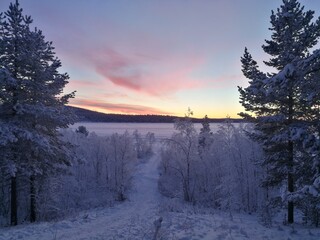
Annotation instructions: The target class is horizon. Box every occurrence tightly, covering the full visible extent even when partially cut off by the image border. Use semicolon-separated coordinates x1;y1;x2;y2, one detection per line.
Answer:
1;0;320;118
72;105;243;119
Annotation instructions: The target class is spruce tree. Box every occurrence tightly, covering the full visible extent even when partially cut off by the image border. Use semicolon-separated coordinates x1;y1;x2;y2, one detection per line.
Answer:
199;115;211;147
0;0;75;225
238;0;320;224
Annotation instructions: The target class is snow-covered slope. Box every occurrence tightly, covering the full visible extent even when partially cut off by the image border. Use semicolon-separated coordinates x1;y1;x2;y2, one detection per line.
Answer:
1;144;320;240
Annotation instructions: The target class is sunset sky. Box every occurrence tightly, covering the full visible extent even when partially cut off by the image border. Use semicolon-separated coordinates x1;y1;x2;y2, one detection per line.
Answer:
1;0;320;118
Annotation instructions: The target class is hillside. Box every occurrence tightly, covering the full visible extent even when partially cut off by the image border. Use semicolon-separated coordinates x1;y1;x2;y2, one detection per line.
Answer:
69;106;243;123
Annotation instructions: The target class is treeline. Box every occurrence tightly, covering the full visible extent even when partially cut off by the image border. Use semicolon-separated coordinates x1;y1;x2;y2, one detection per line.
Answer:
70;106;244;123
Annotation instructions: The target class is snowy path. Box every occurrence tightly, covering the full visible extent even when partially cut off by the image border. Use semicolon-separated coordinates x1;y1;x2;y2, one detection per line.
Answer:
1;144;320;240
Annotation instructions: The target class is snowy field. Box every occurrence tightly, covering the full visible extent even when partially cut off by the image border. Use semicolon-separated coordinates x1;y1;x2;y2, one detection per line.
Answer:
1;141;320;240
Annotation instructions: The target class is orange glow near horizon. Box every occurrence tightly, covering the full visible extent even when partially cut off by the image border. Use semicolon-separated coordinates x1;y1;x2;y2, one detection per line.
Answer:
69;103;242;119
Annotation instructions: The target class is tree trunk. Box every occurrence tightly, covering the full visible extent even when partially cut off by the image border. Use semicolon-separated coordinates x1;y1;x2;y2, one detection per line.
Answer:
183;181;190;202
288;140;294;224
287;92;294;224
10;176;17;226
30;175;36;222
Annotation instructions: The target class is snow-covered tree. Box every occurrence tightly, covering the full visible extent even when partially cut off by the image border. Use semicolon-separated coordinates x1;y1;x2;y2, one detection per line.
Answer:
211;121;265;213
0;0;75;225
238;0;320;224
32;129;142;222
108;131;137;201
159;109;200;202
159;117;264;212
171;109;199;202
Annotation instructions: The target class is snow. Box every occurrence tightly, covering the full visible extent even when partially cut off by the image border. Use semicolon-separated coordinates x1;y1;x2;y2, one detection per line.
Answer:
1;142;320;240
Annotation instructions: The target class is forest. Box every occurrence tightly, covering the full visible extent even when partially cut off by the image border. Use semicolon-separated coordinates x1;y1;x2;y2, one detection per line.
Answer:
0;0;320;239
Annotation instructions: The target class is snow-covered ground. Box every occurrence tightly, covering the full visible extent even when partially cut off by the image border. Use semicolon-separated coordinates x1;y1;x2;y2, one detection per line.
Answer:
1;144;320;240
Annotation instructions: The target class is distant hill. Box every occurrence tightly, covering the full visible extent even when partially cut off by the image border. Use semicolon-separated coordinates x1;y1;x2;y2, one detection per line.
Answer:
68;106;244;123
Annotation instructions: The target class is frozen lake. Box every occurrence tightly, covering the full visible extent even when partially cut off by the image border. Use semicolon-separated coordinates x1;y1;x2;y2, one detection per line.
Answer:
70;122;228;138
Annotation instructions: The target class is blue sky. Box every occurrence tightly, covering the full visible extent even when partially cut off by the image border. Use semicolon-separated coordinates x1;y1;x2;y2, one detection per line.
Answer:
1;0;320;117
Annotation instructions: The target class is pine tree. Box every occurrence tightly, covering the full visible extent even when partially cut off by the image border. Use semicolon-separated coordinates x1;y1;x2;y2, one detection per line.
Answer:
0;0;75;225
238;0;320;224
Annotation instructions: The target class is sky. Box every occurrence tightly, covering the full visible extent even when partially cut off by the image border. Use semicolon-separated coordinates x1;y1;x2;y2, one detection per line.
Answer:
1;0;320;118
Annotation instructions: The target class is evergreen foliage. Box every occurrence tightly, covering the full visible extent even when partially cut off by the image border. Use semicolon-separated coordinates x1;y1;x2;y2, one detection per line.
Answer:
238;0;320;224
0;0;75;225
76;125;89;137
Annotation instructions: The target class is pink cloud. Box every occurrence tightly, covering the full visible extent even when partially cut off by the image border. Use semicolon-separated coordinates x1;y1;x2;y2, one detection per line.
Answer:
70;98;173;115
86;47;204;96
89;48;143;90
